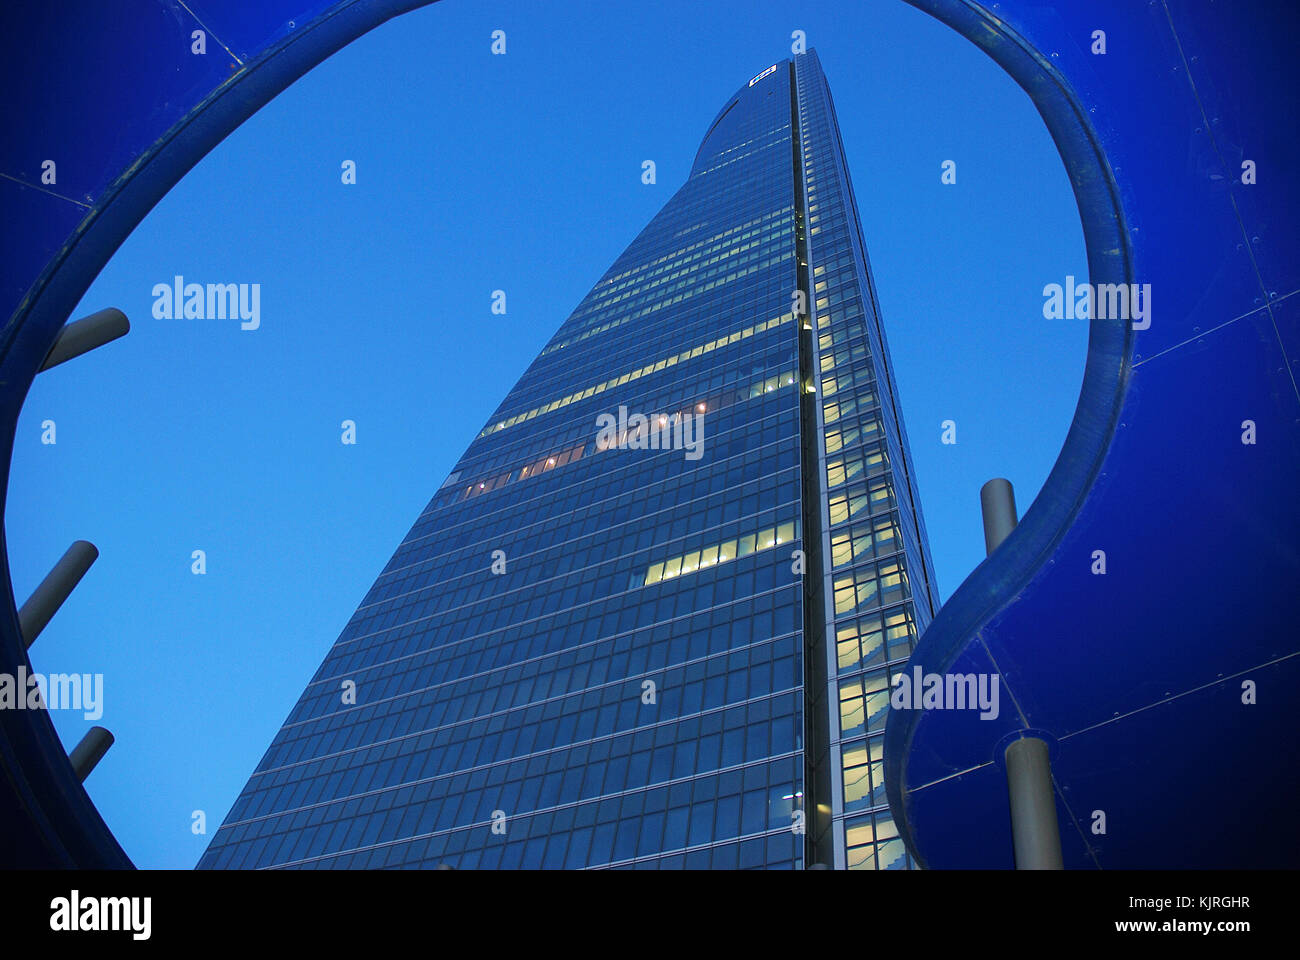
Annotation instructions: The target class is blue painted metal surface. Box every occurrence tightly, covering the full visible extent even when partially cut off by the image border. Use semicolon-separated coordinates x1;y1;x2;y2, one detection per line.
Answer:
887;0;1300;868
0;0;437;868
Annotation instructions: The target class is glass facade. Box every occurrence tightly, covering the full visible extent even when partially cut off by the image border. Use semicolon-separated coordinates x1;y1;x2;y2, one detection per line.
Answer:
199;50;936;871
793;53;938;870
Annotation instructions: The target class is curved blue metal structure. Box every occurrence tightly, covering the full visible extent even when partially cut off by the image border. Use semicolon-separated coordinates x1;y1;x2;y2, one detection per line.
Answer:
1;0;436;869
886;0;1300;868
1;0;1294;868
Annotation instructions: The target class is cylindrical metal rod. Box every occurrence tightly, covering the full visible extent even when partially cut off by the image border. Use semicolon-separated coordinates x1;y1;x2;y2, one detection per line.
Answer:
69;726;114;783
39;307;129;372
1004;737;1064;869
980;478;1018;556
18;540;98;649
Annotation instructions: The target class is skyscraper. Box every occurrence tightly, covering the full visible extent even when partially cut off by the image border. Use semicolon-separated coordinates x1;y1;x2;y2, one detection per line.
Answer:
199;50;937;871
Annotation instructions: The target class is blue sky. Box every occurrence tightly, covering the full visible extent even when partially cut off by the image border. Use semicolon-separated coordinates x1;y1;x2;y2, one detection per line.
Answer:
7;0;1085;868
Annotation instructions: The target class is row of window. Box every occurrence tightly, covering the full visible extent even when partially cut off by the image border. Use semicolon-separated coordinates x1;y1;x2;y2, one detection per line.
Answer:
540;214;792;364
206;733;804;869
640;519;798;588
269;590;802;770
447;343;795;509
479;310;796;438
832;558;911;618
234;699;804;847
567;207;792;319
446;367;798;508
270;826;802;871
402;391;799;567
835;605;919;675
322;529;802;687
339;495;802;667
237;688;801;823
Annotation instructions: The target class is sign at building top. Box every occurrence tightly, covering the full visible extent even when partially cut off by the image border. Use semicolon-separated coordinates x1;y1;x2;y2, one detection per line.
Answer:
748;64;778;86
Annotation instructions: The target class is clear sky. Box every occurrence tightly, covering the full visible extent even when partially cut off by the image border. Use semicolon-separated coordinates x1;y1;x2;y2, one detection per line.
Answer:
7;0;1086;868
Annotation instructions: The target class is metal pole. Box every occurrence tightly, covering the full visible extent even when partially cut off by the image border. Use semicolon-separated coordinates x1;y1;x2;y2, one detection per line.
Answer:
18;540;98;649
980;478;1018;556
69;726;114;783
39;308;129;372
1004;737;1063;869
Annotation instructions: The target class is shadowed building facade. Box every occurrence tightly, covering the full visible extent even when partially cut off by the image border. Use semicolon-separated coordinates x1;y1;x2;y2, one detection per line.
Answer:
200;50;937;871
